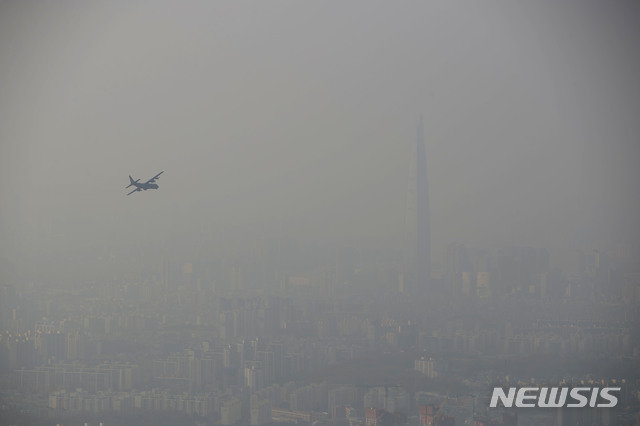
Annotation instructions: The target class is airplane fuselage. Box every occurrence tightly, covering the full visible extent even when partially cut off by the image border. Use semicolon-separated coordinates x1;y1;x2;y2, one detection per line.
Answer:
133;182;158;190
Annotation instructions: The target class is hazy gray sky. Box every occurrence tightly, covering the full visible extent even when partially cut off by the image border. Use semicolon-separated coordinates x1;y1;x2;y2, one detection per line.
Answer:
1;1;639;264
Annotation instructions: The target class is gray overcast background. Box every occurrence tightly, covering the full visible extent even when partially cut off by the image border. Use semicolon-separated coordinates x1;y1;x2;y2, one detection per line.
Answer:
1;1;639;268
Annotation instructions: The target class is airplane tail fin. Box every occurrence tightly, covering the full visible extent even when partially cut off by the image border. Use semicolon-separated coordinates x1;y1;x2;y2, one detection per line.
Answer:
126;175;136;188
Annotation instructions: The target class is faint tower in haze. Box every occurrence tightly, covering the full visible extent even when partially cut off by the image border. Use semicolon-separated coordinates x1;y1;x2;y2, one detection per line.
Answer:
403;117;431;293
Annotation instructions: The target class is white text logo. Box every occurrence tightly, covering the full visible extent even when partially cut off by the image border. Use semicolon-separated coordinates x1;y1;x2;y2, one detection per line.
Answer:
489;387;620;408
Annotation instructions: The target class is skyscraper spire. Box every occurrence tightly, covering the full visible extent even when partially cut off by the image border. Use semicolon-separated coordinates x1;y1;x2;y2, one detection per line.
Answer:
404;117;431;292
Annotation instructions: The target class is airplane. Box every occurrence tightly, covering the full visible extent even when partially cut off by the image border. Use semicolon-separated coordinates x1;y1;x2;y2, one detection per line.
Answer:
125;171;164;195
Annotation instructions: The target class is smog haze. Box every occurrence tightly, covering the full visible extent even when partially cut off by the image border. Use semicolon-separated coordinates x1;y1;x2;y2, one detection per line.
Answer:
1;1;638;263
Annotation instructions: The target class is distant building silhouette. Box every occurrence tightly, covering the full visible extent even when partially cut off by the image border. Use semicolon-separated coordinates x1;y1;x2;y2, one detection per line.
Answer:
403;117;431;293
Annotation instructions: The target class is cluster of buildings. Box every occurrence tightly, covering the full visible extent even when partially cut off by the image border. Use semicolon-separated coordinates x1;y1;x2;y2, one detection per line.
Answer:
48;388;216;418
13;361;136;393
444;244;640;304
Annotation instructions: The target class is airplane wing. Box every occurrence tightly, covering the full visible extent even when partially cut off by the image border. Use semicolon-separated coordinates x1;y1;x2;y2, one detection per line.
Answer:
127;188;141;196
145;171;164;184
125;178;140;189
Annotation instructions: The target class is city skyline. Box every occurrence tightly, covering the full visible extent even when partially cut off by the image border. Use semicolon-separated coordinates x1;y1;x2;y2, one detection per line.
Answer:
1;1;639;425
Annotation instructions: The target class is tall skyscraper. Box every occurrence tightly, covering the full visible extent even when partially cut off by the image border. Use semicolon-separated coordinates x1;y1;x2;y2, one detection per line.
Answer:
404;117;431;293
